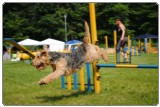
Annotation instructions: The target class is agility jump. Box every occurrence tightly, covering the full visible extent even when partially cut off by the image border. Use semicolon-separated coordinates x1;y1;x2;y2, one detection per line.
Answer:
61;62;93;92
97;64;158;69
61;63;158;92
60;3;101;93
60;3;158;94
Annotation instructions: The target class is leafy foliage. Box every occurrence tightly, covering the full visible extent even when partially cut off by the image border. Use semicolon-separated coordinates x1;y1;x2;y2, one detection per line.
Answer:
3;3;158;45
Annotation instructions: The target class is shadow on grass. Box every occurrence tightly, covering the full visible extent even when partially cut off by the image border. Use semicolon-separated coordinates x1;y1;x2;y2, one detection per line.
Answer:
36;90;92;103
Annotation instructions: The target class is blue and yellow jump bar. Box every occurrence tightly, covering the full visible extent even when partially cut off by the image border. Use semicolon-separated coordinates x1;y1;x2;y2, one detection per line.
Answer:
97;64;158;69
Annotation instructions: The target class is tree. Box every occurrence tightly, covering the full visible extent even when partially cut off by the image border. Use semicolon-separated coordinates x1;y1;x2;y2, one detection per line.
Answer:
128;3;158;36
3;3;158;46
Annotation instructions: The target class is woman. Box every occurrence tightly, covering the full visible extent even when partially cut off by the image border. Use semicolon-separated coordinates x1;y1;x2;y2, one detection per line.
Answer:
115;17;127;58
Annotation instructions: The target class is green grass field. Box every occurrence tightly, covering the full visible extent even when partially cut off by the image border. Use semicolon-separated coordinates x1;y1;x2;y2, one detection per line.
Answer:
3;53;158;105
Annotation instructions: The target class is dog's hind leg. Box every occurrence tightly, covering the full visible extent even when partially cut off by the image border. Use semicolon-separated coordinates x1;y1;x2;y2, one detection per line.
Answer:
94;45;108;62
100;48;108;62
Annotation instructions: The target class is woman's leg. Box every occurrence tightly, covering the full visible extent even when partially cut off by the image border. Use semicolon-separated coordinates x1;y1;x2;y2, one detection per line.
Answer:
117;39;122;52
121;37;128;58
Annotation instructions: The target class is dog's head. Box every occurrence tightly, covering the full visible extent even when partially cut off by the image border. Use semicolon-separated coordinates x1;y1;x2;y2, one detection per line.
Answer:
31;51;50;70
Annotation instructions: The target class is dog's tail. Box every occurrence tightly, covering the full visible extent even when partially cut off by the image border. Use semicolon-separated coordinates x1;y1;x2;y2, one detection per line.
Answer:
83;21;91;44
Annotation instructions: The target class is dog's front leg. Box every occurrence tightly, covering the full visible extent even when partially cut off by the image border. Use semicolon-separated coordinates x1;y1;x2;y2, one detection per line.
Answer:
39;69;65;85
39;58;67;85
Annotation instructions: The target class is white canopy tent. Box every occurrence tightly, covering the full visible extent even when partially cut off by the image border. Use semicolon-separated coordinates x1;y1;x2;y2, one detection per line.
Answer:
18;38;41;46
18;38;65;52
40;38;65;51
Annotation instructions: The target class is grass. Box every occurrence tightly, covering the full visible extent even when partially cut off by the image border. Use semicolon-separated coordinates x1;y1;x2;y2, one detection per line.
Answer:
2;53;158;105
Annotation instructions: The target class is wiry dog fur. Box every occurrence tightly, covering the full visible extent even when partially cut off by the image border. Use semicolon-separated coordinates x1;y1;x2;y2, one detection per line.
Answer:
31;21;108;85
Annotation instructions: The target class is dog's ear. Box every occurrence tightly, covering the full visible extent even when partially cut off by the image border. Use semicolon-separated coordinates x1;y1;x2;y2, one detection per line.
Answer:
40;51;48;57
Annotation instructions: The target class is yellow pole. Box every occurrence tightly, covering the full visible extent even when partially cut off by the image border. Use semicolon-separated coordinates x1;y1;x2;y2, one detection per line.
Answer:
127;35;130;62
93;61;100;93
79;66;85;91
89;3;98;44
114;30;117;64
136;47;138;55
67;76;72;90
149;38;152;46
132;46;134;56
128;35;130;52
149;38;152;53
120;47;122;62
89;3;100;93
138;39;140;49
105;36;108;54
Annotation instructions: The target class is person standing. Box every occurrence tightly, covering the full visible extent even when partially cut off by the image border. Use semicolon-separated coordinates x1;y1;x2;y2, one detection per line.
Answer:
115;17;127;58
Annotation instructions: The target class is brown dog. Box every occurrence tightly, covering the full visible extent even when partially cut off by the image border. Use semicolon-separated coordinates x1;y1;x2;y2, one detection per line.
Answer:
31;21;108;85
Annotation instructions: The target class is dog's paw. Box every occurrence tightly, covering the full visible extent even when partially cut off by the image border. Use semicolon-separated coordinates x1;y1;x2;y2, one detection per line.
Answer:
105;58;109;62
38;79;47;85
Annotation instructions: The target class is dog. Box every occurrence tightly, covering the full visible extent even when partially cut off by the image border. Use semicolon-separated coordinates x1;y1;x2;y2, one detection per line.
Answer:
31;21;108;85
